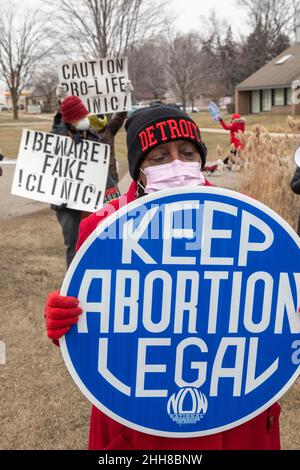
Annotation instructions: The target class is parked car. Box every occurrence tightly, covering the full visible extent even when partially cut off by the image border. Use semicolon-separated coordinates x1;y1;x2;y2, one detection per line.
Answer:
186;106;199;114
0;103;8;111
127;103;149;117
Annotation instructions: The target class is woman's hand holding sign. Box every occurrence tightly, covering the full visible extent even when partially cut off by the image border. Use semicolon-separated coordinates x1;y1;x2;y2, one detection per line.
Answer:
45;291;83;342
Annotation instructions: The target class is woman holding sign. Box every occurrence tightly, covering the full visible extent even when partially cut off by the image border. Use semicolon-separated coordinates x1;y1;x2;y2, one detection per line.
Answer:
45;105;281;450
219;113;246;167
88;111;127;183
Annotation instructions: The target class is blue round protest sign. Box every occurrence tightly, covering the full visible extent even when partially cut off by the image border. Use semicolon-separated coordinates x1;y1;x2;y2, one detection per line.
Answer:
60;187;300;437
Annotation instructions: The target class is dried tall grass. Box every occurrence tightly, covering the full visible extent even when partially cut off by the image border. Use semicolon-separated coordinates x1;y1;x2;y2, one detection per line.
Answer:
238;117;300;231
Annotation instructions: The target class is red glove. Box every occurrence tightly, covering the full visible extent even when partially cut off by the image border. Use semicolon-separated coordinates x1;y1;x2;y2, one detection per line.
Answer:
45;290;82;342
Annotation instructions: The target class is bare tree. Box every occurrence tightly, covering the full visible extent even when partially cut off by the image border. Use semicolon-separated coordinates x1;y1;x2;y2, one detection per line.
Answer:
31;67;59;113
55;0;172;58
129;39;168;101
0;7;56;119
167;33;204;111
236;0;297;40
291;0;300;38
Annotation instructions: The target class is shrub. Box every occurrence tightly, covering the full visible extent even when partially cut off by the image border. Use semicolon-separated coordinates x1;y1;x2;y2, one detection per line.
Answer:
238;118;300;231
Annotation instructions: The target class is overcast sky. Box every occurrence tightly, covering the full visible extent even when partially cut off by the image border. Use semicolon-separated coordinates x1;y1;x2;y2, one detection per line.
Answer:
171;0;248;35
0;0;249;93
8;0;249;35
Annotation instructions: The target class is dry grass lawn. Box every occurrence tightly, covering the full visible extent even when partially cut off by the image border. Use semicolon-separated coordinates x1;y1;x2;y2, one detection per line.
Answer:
0;112;299;450
0;112;53;159
0;209;91;449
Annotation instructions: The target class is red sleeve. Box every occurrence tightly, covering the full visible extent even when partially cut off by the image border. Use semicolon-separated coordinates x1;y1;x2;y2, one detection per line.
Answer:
76;181;137;251
76;199;122;251
76;216;93;251
220;119;232;131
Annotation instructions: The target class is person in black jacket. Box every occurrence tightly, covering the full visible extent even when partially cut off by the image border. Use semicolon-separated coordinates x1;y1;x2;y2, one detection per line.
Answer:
51;95;120;267
88;113;127;183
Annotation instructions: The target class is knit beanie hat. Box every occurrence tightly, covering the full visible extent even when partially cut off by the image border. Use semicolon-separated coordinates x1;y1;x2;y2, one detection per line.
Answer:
61;96;89;123
125;104;207;181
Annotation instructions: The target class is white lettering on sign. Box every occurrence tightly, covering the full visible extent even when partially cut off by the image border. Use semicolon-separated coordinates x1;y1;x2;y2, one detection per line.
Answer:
70;202;300;399
136;338;170;397
200;201;237;266
175;338;208;389
78;269;300;335
121;202;275;267
163;201;200;265
238;211;274;266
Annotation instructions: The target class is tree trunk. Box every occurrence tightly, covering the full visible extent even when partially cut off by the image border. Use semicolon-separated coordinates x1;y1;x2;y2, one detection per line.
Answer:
11;91;19;120
182;94;187;112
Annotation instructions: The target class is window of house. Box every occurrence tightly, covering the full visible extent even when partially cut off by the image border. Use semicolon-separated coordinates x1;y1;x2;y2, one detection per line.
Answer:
275;54;294;65
274;88;285;106
251;90;261;113
262;89;272;111
287;88;292;106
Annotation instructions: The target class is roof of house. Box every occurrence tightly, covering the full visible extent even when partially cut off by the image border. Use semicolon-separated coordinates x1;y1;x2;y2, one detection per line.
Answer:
236;43;300;91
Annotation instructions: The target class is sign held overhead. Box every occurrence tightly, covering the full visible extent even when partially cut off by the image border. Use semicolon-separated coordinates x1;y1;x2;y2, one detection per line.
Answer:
58;57;132;115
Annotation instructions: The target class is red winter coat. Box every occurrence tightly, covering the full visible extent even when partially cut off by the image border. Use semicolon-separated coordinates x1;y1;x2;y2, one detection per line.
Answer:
220;118;245;150
76;180;281;451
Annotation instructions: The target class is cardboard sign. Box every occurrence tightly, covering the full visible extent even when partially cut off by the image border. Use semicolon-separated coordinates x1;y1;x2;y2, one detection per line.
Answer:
11;129;110;212
60;187;300;437
27;104;41;114
208;102;221;123
58;57;132;115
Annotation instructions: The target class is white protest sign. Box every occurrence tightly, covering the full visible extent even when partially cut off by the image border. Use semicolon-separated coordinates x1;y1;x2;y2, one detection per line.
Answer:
208;102;221;123
27;104;41;114
11;129;110;212
58;57;132;115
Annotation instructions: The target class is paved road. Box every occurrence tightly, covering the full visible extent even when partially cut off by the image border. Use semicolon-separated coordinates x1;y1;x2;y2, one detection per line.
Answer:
202;127;299;138
0;164;47;219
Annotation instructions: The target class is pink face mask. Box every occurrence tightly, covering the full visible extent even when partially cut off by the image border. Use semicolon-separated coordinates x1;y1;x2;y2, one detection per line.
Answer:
140;160;206;194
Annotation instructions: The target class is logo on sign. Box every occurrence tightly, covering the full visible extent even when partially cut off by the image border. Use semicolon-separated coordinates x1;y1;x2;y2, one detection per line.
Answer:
60;187;300;437
167;388;208;425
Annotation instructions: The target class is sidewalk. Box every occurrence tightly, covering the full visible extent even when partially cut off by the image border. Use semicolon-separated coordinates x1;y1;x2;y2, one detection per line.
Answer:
201;127;298;138
0;164;47;219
